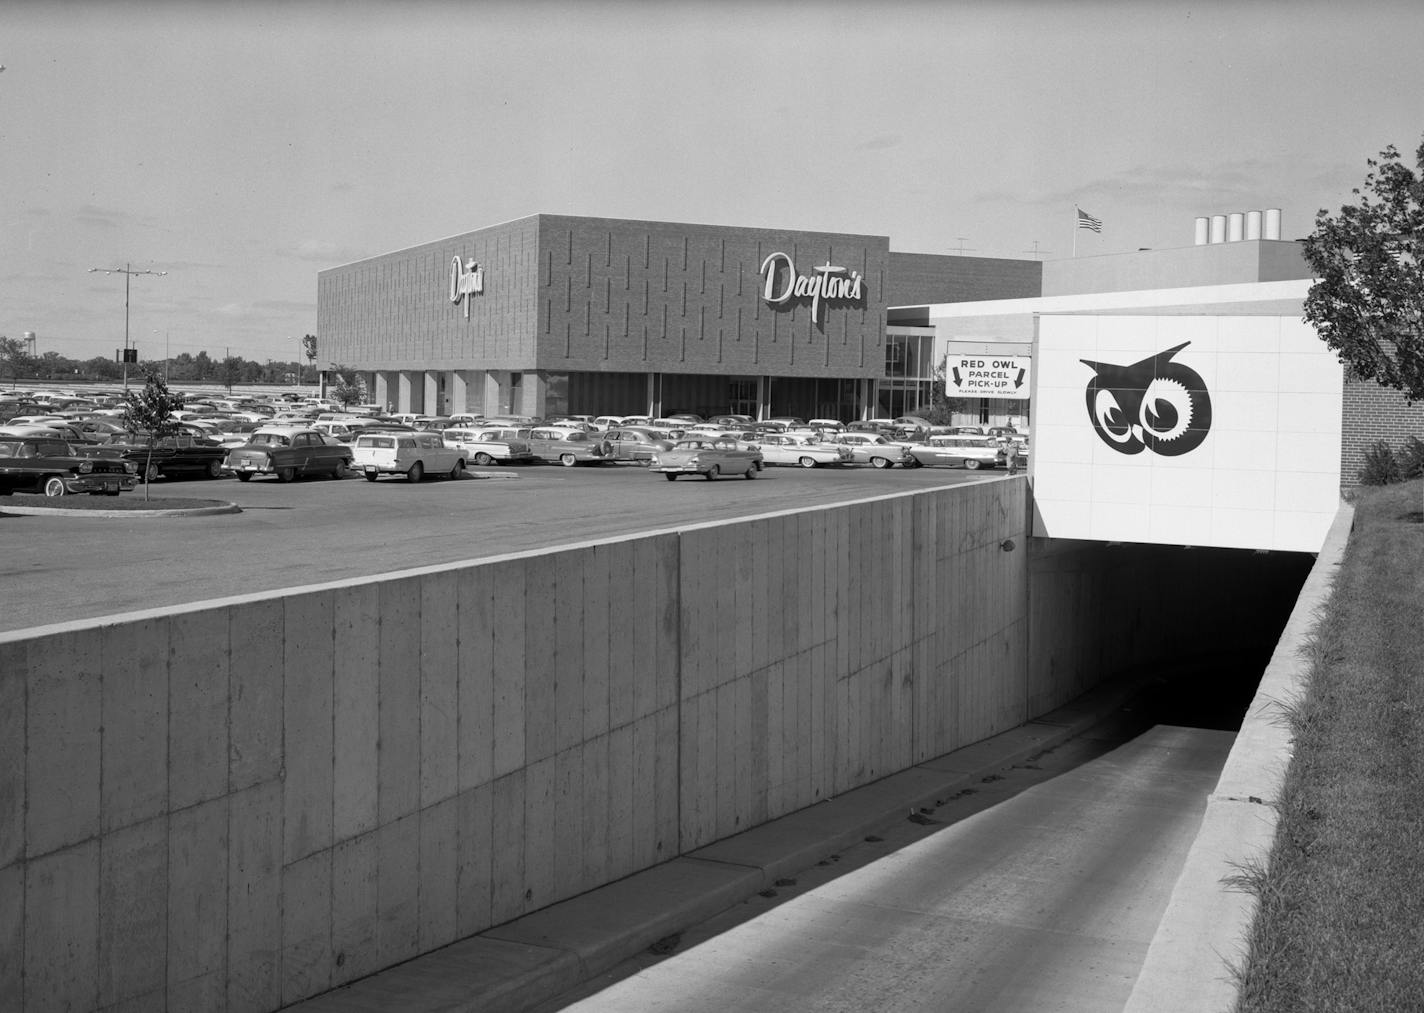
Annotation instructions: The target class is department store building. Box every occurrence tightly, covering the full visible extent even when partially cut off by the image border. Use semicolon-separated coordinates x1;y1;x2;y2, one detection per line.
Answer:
316;214;1042;422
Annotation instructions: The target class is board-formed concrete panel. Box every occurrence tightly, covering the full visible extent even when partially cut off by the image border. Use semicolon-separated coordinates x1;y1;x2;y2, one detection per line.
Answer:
0;480;1056;1012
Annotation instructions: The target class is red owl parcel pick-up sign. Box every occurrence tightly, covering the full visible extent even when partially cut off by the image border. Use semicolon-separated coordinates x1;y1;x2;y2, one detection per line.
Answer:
946;355;1031;399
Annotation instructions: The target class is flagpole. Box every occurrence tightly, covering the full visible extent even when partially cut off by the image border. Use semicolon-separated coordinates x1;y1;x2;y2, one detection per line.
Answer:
1073;206;1078;258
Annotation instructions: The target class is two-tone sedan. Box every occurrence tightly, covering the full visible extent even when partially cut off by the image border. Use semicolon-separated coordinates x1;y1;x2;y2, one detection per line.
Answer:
757;434;852;468
223;427;355;482
827;433;918;469
649;438;760;481
599;426;675;464
516;426;614;466
442;427;537;466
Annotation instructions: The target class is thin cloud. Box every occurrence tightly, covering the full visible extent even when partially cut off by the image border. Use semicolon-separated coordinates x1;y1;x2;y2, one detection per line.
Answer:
857;134;902;151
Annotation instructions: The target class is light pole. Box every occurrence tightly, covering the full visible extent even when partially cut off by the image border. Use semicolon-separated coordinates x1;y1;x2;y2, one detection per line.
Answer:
90;263;167;390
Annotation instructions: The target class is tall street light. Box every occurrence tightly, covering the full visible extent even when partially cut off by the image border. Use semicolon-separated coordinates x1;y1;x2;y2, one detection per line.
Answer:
89;263;167;390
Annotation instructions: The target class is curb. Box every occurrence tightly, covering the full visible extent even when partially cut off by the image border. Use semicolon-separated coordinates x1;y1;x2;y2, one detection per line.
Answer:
285;675;1142;1013
0;499;242;518
1122;501;1356;1012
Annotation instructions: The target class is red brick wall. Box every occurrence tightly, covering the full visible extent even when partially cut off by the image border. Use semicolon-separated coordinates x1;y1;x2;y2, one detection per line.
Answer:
1341;374;1424;484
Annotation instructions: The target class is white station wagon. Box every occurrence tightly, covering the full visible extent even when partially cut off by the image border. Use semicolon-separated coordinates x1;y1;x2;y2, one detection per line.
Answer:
351;431;468;482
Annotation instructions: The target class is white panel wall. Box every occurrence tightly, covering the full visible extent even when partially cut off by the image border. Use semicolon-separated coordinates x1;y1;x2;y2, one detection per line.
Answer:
1031;315;1342;552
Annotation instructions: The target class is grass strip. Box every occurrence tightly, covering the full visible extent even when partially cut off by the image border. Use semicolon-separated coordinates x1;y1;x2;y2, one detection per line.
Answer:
1234;480;1424;1012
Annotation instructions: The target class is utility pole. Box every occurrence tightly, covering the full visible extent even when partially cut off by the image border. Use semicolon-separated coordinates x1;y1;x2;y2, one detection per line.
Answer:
89;263;166;390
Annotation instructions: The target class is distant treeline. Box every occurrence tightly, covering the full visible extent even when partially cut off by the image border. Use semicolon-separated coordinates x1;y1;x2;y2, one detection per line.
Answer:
2;349;310;385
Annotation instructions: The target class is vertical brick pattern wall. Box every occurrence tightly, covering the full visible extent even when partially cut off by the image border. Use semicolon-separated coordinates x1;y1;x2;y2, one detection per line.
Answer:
536;215;889;378
1341;374;1424;484
318;216;542;371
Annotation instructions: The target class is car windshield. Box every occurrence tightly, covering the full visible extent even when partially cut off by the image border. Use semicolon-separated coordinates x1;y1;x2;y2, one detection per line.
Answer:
0;441;19;458
361;437;396;449
251;434;292;447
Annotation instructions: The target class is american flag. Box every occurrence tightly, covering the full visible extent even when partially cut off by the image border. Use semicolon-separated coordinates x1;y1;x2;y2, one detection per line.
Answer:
1076;207;1103;233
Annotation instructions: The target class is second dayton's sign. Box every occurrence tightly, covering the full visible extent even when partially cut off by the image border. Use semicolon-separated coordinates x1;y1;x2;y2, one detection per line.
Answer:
448;257;484;319
946;354;1031;399
759;252;864;322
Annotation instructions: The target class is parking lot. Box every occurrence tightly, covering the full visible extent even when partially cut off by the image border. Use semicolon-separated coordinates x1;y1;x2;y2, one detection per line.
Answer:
0;461;1002;633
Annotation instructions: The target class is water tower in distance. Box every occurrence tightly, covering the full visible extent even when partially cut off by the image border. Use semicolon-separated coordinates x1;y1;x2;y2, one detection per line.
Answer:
22;332;36;356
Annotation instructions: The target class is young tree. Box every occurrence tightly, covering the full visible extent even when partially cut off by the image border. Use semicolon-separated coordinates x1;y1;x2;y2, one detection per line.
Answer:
302;334;318;384
120;370;186;501
0;335;32;387
328;365;368;409
1302;136;1424;402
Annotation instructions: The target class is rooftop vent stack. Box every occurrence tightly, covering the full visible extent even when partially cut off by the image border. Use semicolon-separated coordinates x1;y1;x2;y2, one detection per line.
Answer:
1264;208;1282;240
1194;217;1210;245
1228;212;1245;242
1210;215;1227;244
1246;210;1263;240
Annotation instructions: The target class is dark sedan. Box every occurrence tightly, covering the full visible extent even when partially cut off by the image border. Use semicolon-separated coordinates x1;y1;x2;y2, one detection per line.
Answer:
79;431;229;482
0;435;138;497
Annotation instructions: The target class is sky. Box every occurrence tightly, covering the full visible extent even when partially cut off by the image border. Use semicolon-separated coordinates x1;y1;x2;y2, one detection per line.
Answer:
4;0;1423;366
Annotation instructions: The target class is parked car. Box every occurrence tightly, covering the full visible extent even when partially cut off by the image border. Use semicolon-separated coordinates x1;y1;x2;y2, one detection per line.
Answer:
223;427;355;482
600;426;675;463
442;427;537;465
352;430;467;482
906;436;1006;470
757;433;852;468
828;433;918;468
80;431;230;482
649;437;760;480
515;426;614;466
0;434;137;497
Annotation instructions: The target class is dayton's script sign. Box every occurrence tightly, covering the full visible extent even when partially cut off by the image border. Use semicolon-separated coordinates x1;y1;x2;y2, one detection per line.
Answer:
448;257;485;319
759;252;864;322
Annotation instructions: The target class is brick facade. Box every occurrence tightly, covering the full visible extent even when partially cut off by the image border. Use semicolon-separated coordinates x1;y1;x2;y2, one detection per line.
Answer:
535;215;888;378
1341;373;1424;484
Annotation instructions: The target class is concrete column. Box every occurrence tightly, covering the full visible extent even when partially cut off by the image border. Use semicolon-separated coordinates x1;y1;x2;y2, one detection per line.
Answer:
397;372;415;414
373;372;392;412
423;373;440;415
449;371;470;415
518;373;547;418
483;372;503;416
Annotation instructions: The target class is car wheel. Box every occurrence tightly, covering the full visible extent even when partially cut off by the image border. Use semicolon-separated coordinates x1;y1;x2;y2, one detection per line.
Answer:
964;459;981;470
333;459;349;479
449;459;465;480
42;476;67;497
408;462;424;483
474;452;494;466
277;466;297;482
364;471;378;482
206;459;223;479
143;464;160;483
798;456;817;468
871;456;891;469
664;473;677;482
743;465;756;480
235;472;253;482
560;453;577;467
705;465;719;481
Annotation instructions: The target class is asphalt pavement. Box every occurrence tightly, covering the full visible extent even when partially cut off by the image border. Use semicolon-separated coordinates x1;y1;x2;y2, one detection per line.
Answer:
0;463;991;633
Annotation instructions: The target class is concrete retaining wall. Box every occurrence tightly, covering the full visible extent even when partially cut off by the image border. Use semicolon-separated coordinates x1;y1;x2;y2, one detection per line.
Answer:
2;480;1045;1012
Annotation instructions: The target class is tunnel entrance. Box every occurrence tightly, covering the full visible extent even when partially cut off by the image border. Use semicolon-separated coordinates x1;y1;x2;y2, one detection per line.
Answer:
1052;544;1317;734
